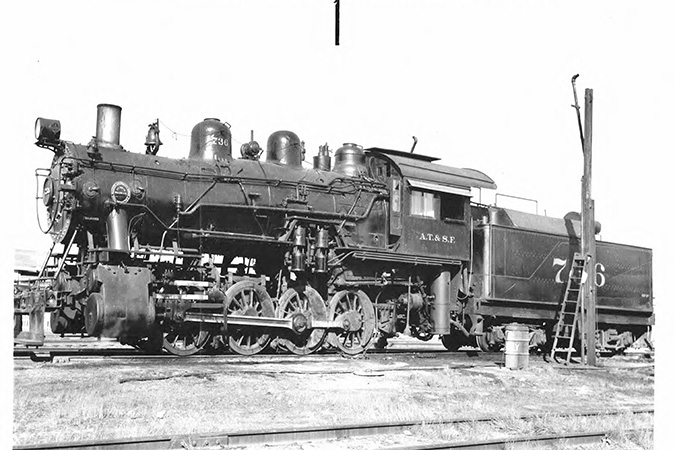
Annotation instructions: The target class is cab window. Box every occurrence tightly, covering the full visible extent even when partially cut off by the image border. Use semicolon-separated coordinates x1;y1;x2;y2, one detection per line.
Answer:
410;189;438;218
441;194;466;221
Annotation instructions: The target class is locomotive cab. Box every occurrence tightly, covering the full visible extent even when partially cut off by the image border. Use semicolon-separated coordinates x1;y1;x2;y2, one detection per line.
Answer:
365;148;496;261
360;148;497;336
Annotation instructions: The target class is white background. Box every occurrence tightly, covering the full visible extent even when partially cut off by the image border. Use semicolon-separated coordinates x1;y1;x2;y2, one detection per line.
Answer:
1;1;672;447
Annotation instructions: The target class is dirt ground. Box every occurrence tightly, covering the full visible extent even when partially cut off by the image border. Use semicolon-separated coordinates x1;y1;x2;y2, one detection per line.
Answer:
12;338;654;448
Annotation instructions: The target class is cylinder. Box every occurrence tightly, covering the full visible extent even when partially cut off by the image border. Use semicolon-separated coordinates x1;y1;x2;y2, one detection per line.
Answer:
106;208;129;251
84;266;155;339
504;323;529;370
189;118;232;161
430;270;452;334
333;143;367;177
267;131;304;168
96;104;122;148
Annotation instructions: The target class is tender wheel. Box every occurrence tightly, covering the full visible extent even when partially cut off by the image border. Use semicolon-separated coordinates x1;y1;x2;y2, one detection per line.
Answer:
476;334;491;352
411;327;435;342
163;323;211;356
327;289;376;356
225;280;275;355
476;327;505;352
276;285;328;355
441;327;467;351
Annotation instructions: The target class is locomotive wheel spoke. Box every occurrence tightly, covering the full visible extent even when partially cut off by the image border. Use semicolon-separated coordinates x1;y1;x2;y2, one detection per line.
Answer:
238;293;247;309
229;294;244;312
224;280;274;356
327;289;376;356
276;285;328;356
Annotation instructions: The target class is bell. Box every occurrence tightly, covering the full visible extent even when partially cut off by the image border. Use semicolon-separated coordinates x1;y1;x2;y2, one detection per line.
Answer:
145;120;162;155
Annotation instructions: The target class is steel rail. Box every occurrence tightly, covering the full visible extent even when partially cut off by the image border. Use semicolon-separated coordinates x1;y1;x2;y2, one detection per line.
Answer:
11;345;504;362
387;428;652;450
14;407;653;450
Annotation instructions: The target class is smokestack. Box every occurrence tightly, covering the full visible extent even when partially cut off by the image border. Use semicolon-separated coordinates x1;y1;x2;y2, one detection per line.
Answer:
96;104;122;149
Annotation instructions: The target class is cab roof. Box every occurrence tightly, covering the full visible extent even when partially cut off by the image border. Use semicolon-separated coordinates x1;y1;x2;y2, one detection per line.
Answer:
366;147;497;190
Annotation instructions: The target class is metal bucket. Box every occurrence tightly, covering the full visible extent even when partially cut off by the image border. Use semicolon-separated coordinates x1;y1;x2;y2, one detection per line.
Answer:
504;323;529;370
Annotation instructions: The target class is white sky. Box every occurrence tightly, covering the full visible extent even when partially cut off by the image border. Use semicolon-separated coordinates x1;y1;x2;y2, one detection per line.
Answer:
1;0;673;446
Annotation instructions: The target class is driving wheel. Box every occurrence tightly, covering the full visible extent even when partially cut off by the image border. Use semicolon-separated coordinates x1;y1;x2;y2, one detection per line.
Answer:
225;280;275;355
327;289;376;356
276;285;328;355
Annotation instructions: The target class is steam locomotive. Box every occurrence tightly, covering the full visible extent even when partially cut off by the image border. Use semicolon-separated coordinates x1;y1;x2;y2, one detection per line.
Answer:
14;104;653;356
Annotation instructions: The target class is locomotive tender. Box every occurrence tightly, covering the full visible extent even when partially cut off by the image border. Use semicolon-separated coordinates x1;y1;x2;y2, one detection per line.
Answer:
14;104;653;356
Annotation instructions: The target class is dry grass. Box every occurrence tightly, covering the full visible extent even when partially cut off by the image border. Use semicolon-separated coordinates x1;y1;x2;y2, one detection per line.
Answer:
13;355;654;447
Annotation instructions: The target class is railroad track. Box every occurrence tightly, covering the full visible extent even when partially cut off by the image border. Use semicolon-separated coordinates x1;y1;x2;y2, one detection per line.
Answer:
14;335;654;362
14;407;653;450
14;335;654;361
13;344;501;363
14;348;652;372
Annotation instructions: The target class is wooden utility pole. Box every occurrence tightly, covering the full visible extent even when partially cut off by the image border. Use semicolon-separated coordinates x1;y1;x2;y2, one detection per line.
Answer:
581;88;597;366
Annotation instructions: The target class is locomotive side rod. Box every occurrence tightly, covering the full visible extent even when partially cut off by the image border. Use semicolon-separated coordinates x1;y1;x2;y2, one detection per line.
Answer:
183;312;349;333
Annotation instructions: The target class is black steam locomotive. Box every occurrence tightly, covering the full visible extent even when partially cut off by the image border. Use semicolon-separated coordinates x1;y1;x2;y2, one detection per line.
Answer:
14;104;653;356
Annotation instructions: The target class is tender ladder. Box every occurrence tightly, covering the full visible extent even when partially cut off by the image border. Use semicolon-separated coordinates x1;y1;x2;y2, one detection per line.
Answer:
550;253;586;364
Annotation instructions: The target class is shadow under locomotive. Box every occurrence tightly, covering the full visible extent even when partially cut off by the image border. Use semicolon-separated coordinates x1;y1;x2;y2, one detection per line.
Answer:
14;104;653;357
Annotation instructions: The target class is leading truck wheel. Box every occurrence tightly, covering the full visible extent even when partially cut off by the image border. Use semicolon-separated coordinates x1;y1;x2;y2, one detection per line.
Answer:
163;323;211;356
327;289;376;356
136;324;164;354
225;280;275;356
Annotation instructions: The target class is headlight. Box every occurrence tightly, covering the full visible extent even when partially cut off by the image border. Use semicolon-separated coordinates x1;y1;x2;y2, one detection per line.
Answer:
35;118;61;144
